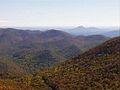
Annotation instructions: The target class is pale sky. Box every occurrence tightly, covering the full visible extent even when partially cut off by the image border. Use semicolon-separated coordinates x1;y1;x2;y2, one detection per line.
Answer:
0;0;120;27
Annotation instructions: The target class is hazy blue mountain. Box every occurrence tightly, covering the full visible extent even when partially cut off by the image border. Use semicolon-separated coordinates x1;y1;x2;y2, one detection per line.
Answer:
103;30;120;37
63;26;119;36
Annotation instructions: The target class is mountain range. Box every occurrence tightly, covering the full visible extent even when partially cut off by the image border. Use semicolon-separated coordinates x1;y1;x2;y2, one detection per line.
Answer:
0;28;108;73
63;26;119;37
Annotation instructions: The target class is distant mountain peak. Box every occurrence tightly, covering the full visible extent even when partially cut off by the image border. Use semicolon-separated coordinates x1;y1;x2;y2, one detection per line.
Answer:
75;26;86;29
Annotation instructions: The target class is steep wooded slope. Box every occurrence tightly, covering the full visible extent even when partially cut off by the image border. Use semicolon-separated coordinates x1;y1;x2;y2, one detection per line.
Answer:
36;36;120;90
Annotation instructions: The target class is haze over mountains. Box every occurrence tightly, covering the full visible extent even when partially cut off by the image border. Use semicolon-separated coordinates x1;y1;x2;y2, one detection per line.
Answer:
62;26;120;37
103;30;120;37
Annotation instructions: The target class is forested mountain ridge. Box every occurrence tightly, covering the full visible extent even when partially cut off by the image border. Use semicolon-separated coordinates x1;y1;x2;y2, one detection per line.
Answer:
0;36;119;90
